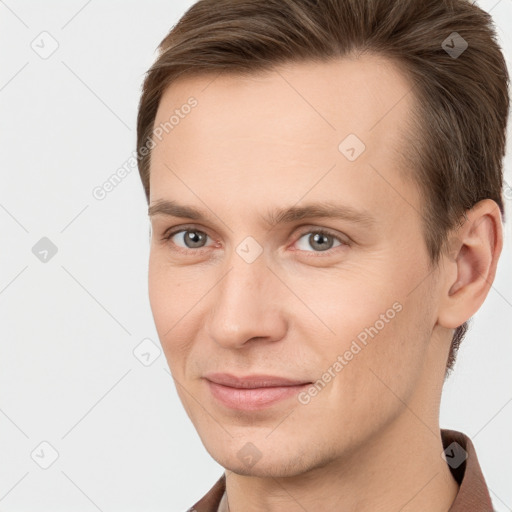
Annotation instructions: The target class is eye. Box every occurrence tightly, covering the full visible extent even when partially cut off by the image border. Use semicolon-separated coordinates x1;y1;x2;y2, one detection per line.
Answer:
294;228;346;253
161;225;348;255
162;227;215;252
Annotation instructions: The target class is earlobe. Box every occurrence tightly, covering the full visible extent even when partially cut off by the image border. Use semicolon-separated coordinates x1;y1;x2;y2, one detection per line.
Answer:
437;199;503;330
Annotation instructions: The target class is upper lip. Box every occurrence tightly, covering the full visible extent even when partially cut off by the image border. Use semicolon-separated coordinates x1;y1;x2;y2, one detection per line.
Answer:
204;373;311;389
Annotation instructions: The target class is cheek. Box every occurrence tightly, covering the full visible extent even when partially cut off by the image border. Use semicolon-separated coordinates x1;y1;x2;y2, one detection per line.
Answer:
148;254;168;332
296;261;429;389
148;254;188;365
148;250;193;330
289;262;401;342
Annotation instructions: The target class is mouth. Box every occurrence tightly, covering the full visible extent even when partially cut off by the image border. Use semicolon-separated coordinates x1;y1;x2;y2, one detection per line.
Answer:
203;373;312;411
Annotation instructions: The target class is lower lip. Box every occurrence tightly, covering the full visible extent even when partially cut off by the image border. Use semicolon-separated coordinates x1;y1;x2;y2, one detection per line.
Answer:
207;380;310;411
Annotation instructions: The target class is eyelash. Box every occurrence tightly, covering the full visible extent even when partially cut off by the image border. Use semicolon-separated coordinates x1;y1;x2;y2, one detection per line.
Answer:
160;225;348;256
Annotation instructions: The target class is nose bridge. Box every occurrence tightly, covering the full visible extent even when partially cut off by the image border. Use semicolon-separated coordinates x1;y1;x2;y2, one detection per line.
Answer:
206;245;285;348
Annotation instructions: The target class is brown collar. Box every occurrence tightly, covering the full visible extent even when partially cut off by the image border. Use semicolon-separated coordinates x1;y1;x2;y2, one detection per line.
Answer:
442;429;494;511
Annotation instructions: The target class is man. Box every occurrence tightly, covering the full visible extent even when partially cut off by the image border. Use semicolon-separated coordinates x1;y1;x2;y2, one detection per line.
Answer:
136;0;509;510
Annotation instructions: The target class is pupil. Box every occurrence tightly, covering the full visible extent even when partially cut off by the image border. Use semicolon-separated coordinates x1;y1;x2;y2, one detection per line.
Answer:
311;233;332;251
186;231;204;248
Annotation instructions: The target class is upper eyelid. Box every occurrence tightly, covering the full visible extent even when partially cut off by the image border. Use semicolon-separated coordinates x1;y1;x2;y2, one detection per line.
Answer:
162;224;215;241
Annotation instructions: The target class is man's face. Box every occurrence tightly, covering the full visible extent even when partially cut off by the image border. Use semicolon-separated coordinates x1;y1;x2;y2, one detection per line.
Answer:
148;56;446;477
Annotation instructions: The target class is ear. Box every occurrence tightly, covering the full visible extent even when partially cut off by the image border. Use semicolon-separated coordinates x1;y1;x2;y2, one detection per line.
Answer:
437;199;503;330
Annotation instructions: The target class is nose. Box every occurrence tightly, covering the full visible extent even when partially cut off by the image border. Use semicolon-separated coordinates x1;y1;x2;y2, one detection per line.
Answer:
205;255;288;350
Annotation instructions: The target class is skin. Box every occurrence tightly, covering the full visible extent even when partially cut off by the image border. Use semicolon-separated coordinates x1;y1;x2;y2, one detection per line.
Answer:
147;55;502;511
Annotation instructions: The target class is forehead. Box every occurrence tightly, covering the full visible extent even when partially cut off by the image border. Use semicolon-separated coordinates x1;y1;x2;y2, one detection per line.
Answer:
153;54;414;146
149;55;420;225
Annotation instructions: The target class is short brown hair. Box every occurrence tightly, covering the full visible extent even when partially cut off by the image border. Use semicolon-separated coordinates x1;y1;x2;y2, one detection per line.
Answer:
137;0;510;373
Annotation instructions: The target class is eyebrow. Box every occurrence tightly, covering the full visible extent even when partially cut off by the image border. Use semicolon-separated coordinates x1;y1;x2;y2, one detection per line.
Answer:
148;199;376;229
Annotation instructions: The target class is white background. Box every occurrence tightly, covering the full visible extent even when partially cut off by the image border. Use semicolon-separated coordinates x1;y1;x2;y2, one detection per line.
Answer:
0;1;510;511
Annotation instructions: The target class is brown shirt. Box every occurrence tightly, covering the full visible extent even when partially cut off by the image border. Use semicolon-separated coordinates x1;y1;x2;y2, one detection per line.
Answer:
188;429;494;512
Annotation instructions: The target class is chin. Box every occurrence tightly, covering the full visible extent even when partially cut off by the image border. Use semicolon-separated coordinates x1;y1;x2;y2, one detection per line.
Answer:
209;444;325;479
